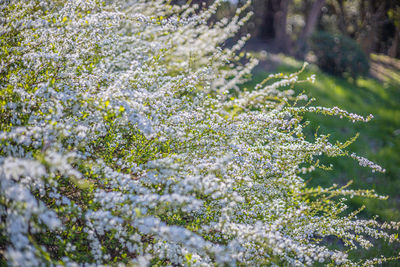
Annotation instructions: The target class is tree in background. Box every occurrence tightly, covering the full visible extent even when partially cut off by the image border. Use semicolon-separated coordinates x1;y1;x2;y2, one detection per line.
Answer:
226;0;400;60
233;0;326;57
321;0;393;56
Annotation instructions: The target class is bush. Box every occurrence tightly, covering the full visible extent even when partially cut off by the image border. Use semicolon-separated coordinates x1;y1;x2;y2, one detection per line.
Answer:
310;31;370;79
0;0;398;266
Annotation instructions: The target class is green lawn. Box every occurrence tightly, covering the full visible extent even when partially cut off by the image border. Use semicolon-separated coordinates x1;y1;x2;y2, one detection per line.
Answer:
245;54;400;262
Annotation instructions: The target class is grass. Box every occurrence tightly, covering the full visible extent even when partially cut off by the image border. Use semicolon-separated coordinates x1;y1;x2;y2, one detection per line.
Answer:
244;53;400;263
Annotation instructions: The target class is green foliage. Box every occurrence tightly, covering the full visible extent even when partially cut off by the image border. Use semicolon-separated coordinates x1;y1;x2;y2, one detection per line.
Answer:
310;31;370;79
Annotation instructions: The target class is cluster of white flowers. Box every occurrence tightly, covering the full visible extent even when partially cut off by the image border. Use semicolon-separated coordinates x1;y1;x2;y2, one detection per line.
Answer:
1;0;399;266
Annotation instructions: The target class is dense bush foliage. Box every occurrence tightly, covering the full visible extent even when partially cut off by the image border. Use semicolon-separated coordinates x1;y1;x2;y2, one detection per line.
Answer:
310;31;370;79
0;0;399;266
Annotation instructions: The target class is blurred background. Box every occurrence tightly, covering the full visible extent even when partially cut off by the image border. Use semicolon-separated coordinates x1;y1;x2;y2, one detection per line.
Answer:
177;0;400;263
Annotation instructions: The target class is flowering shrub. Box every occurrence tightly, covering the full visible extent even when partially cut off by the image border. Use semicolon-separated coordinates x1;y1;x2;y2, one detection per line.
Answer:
0;0;399;266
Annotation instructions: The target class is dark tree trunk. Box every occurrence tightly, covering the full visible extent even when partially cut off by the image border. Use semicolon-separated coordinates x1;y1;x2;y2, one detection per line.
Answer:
358;0;386;56
335;0;348;34
259;0;277;40
295;0;326;58
271;0;291;53
389;28;399;58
